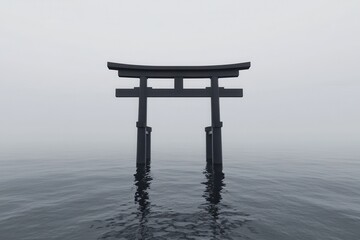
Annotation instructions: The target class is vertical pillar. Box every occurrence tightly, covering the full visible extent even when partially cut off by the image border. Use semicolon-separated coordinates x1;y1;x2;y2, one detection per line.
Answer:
137;76;147;165
205;127;212;162
146;127;152;162
210;76;223;168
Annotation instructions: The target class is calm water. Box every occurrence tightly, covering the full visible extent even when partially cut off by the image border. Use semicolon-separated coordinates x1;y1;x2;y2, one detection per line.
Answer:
0;148;359;239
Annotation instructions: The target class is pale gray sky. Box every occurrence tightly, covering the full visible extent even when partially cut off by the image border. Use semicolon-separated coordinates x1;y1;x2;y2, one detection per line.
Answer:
1;1;359;156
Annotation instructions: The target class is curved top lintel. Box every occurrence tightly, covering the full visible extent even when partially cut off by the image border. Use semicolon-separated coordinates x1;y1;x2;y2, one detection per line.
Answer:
107;62;251;78
107;62;250;71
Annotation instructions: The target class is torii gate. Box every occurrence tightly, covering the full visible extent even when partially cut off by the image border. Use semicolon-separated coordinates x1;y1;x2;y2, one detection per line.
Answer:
108;62;251;169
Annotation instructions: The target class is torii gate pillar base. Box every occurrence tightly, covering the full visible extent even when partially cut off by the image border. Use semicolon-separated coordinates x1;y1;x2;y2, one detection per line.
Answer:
205;126;223;171
205;127;213;163
146;127;152;162
136;125;151;166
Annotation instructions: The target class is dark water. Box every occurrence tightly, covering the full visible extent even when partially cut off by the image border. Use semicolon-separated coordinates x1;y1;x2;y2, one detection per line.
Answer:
1;148;359;239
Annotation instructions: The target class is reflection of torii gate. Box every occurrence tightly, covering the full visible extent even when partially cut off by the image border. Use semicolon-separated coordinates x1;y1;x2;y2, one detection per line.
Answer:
108;62;251;169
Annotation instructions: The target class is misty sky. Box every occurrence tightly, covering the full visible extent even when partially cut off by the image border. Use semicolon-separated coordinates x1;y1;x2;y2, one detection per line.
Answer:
1;1;359;156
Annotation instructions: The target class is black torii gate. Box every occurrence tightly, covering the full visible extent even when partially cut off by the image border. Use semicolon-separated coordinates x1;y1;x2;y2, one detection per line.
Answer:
108;62;251;169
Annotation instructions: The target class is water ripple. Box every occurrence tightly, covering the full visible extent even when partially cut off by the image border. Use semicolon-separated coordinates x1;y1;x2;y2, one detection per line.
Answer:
93;163;254;240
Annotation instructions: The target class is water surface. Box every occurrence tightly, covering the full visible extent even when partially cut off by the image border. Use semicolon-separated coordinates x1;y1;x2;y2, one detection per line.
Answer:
0;148;359;239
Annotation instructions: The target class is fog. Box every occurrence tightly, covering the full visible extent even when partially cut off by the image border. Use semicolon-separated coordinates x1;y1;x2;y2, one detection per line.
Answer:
1;1;359;156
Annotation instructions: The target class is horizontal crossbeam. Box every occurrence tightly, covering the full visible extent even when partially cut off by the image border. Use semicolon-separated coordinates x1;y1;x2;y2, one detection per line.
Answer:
116;87;243;98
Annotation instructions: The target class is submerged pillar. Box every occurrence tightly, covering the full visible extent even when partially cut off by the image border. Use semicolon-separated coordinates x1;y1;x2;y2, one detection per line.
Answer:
210;76;223;167
146;127;152;162
205;127;213;162
136;76;148;165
